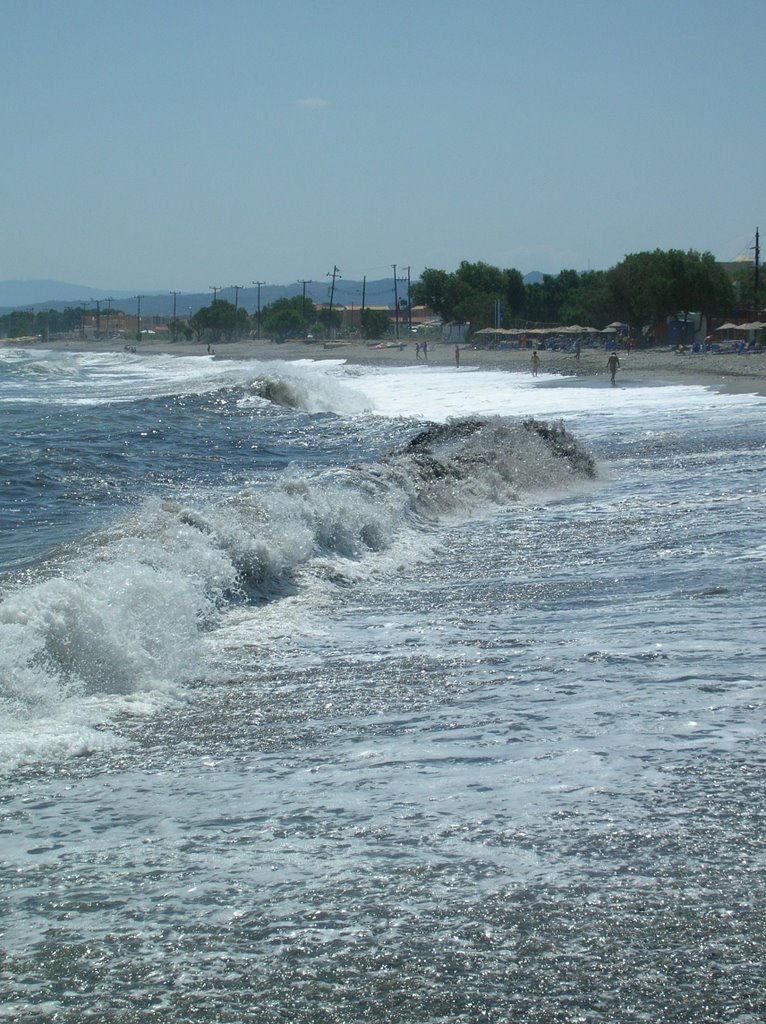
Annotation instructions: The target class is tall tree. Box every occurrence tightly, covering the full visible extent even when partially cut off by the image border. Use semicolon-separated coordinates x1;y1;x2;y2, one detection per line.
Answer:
411;261;526;330
607;249;734;332
360;307;391;340
503;268;526;315
260;295;317;340
410;269;456;320
190;299;251;343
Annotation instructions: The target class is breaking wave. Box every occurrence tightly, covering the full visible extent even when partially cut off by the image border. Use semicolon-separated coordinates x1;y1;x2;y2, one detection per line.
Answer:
0;416;596;770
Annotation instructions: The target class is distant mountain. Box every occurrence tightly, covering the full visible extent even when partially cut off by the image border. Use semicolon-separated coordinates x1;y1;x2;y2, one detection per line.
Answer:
0;279;413;317
0;279;138;310
2;273;549;316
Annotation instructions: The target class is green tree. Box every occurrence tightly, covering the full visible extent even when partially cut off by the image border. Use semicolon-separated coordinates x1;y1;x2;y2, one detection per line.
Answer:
260;295;316;340
454;260;504;296
677;250;735;318
503;268;526;315
316;306;342;335
410;268;455;319
532;269;614;327
6;310;35;337
360;307;390;340
727;262;758;308
411;261;526;333
189;299;251;343
607;249;734;333
0;304;94;338
523;274;564;323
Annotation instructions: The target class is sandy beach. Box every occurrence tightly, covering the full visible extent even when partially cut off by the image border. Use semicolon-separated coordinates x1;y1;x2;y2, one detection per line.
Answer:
9;334;766;397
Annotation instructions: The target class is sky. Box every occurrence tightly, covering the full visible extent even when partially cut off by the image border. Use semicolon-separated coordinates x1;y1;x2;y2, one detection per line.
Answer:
2;0;764;293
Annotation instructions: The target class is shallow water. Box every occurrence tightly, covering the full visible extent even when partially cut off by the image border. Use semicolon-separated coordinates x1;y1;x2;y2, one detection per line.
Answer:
1;347;765;1021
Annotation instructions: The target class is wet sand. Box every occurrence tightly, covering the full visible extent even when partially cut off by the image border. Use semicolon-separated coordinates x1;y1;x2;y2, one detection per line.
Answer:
9;335;766;397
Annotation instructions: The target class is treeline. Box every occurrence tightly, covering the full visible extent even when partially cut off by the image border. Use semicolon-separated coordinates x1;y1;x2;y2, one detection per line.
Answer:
182;296;333;343
188;297;388;343
0;305;99;339
0;296;394;343
411;249;742;334
2;249;751;343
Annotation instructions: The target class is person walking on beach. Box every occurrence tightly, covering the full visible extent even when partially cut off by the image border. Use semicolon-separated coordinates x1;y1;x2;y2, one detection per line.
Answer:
454;344;460;368
415;341;421;360
422;339;428;360
531;350;540;376
607;351;620;385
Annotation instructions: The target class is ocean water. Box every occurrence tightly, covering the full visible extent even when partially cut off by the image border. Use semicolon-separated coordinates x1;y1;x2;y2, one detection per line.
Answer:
1;345;764;1023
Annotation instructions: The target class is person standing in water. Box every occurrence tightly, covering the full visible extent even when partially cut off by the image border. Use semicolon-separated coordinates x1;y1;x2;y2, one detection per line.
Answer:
531;350;540;376
607;351;620;385
454;344;460;368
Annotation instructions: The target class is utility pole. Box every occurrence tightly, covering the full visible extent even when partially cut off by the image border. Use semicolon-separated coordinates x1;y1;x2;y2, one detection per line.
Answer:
327;266;340;338
231;284;242;309
90;299;102;336
298;279;312;319
392;264;399;339
253;281;266;339
136;296;142;342
405;266;412;335
170;291;180;341
361;275;366;311
754;227;760;307
209;285;220;302
106;297;113;336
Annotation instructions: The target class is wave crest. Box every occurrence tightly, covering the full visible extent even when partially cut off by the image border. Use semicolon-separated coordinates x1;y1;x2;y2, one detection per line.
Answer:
0;415;596;769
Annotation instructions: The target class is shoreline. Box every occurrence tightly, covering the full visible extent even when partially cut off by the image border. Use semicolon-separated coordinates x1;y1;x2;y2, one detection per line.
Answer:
6;335;766;398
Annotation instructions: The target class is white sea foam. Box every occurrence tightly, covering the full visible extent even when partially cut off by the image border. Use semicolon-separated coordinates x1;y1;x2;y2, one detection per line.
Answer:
2;349;764;776
2;349;766;1019
0;408;595;772
330;361;765;425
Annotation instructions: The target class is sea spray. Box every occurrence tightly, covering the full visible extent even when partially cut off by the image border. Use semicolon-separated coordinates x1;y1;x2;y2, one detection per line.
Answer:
0;415;597;735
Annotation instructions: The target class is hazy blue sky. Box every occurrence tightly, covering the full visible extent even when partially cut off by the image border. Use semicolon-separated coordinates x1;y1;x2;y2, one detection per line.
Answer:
2;0;763;291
